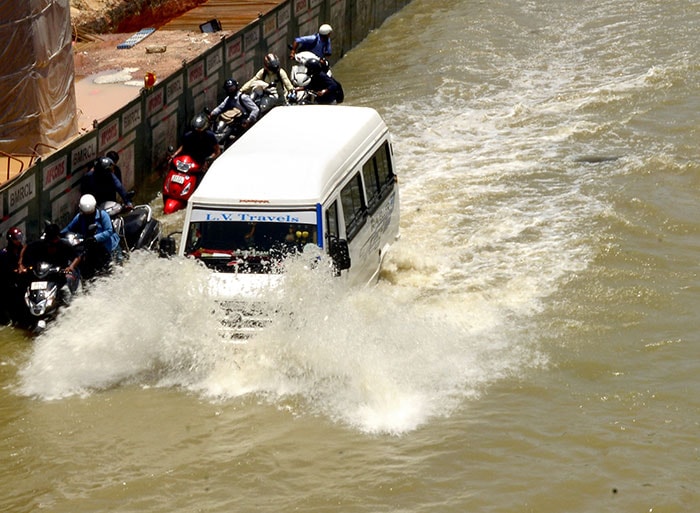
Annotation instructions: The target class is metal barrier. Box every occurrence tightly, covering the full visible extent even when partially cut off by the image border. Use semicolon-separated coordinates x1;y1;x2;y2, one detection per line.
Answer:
0;152;25;182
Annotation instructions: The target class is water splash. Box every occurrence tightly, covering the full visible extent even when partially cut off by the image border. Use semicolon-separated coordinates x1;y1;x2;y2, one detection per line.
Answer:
16;248;544;434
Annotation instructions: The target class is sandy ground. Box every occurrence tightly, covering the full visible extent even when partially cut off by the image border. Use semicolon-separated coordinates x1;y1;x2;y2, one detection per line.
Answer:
73;31;221;131
72;1;220;131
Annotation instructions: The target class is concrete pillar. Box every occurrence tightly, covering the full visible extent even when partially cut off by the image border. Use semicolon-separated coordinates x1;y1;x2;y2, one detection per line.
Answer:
0;0;78;156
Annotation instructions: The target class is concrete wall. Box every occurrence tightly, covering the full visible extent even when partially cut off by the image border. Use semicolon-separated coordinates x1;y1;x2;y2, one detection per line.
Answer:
0;0;412;242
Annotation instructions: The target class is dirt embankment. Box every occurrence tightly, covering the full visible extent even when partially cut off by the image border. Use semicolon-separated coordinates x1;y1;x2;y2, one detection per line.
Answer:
71;0;220;82
71;0;207;34
70;0;223;131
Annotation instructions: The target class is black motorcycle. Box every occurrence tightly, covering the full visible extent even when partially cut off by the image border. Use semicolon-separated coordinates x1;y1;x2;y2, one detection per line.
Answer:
23;260;78;332
99;201;161;254
22;246;80;332
210;107;247;150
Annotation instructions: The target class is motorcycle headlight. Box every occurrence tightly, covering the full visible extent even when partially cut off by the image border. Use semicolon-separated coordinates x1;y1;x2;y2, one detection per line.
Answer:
25;291;53;316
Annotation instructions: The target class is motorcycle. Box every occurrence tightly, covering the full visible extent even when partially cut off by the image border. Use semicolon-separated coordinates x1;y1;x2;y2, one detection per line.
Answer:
162;152;204;215
247;79;285;117
289;51;332;87
211;107;247;150
22;231;83;333
23;262;75;332
287;51;330;105
99;200;161;253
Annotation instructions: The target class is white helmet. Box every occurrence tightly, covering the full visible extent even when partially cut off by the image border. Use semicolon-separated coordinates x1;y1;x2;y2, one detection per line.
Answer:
319;24;332;35
79;194;97;214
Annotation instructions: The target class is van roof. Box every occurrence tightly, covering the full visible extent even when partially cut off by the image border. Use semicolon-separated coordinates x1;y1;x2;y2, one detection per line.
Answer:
190;105;389;207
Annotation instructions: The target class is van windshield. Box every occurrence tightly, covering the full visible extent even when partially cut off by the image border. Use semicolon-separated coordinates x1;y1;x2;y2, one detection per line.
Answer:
184;208;318;274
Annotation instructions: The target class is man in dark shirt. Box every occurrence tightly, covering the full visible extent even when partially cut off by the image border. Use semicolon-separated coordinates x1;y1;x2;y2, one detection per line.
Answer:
171;114;221;168
0;227;26;323
21;223;81;299
82;156;133;207
303;58;343;104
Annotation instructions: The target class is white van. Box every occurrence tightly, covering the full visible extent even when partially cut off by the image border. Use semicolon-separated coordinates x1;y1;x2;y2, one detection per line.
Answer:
162;105;400;332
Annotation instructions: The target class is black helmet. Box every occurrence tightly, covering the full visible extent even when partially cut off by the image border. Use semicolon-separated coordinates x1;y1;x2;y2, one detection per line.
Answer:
44;223;61;241
305;57;323;76
6;226;24;245
223;78;239;94
95;156;114;173
264;53;280;73
191;114;209;131
105;150;120;164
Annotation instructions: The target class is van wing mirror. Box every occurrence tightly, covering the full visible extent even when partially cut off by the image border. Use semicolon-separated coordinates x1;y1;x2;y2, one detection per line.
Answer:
328;236;351;273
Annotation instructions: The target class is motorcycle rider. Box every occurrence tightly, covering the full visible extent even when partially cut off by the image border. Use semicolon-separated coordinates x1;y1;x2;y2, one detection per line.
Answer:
290;23;333;61
241;53;295;103
302;57;344;104
0;227;27;324
171;113;221;169
82;156;133;208
105;150;123;183
20;223;81;302
209;79;260;132
62;194;121;275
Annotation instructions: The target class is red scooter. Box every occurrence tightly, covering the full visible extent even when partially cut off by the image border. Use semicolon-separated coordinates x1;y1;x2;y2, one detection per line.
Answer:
162;154;204;214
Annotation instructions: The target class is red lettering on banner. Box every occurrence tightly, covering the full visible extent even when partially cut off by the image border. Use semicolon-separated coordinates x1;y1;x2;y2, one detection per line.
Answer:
99;121;119;148
43;156;67;188
147;89;164;115
227;38;242;59
295;0;308;14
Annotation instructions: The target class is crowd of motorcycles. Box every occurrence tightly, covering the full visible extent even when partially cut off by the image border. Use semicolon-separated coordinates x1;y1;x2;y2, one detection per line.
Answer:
162;51;332;214
5;53;331;334
4;201;161;333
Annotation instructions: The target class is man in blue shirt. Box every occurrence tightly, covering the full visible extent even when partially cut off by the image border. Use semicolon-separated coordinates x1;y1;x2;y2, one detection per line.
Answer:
63;194;121;276
290;23;333;60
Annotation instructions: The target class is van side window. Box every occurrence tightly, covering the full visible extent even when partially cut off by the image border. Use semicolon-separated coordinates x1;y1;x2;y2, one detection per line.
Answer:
325;200;339;242
340;172;367;240
362;160;379;210
362;141;395;213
